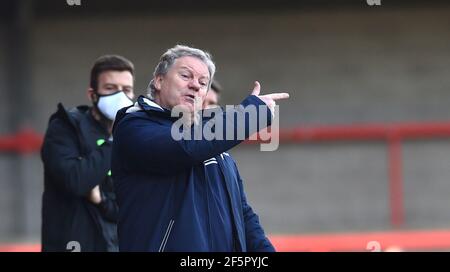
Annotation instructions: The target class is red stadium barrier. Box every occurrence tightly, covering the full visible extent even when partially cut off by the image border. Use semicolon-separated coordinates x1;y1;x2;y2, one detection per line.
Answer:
270;229;450;252
0;243;40;252
0;128;43;155
3;228;450;252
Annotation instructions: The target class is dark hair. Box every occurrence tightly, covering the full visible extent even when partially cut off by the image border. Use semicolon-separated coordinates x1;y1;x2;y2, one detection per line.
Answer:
90;55;134;90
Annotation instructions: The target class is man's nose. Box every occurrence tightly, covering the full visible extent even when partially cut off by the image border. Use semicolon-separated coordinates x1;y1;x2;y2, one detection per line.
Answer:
188;79;201;92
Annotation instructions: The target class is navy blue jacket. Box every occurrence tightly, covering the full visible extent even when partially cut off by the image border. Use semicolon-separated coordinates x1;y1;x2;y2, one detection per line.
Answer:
112;95;275;252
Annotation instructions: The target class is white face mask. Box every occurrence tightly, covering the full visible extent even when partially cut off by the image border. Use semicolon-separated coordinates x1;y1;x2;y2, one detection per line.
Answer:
96;91;133;120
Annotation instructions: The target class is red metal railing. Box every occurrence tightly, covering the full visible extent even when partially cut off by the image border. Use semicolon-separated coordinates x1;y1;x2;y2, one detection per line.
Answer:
0;128;43;155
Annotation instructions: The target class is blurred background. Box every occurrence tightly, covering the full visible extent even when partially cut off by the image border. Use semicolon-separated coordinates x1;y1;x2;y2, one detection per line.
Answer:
1;0;450;251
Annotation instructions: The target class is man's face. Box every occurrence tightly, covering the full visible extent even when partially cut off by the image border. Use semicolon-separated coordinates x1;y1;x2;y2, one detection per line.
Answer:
89;70;135;101
203;89;219;109
154;56;210;113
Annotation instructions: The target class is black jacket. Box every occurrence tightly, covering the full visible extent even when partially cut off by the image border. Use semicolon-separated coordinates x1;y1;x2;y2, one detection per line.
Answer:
41;103;118;252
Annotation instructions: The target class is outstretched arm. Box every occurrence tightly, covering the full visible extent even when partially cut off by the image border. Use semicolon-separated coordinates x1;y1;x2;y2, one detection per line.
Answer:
114;82;289;174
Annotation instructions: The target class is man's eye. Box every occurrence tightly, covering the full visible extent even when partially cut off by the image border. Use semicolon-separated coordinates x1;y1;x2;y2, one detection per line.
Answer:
181;74;189;79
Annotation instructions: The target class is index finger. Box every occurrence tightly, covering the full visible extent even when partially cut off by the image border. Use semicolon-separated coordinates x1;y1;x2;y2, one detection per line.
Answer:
265;93;290;101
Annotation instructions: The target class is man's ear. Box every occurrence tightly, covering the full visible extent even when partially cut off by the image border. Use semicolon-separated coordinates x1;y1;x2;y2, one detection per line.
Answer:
154;75;163;92
87;88;98;104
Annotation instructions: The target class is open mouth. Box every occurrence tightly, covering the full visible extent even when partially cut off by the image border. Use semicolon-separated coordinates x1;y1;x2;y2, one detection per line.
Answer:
184;94;196;104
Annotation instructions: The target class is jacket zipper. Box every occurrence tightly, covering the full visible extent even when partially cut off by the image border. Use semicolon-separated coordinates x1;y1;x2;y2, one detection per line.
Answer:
158;219;175;252
205;169;213;250
217;154;243;251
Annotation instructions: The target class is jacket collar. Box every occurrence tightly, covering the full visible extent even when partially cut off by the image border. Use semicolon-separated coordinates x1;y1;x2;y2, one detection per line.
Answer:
128;95;225;116
126;95;165;114
53;103;90;130
113;95;172;134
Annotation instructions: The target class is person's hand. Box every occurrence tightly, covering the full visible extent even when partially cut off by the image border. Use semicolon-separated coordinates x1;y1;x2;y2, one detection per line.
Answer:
251;81;289;115
88;185;102;205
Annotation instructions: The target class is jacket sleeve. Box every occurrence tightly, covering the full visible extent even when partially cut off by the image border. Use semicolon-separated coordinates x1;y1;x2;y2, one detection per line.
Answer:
114;95;272;174
41;117;112;197
235;166;275;252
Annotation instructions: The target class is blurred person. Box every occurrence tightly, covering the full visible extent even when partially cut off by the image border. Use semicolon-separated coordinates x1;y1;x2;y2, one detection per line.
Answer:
41;55;135;252
202;79;222;109
112;45;289;252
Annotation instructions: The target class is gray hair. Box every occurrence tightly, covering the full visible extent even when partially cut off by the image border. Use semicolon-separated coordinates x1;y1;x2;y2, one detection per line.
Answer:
147;45;216;99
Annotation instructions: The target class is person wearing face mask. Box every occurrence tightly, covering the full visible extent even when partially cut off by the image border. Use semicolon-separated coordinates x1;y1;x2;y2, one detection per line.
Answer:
41;55;135;252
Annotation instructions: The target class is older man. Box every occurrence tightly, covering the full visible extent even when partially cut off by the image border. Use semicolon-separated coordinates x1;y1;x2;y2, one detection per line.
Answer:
112;45;288;252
